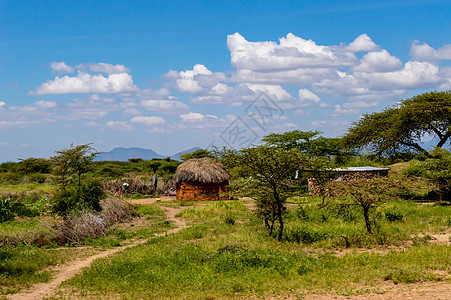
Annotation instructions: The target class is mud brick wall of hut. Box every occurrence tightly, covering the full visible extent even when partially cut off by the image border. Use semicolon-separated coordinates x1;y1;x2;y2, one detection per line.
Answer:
176;180;229;201
308;170;389;191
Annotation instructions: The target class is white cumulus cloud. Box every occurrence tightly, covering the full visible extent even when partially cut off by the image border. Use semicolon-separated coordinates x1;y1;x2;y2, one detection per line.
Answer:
76;63;130;74
31;71;138;95
50;62;74;74
130;116;166;126
105;121;135;131
179;112;218;121
352;50;403;72
346;34;380;52
227;32;358;71
410;41;451;61
141;99;190;115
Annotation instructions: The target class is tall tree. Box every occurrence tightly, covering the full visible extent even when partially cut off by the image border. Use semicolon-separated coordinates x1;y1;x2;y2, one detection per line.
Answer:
51;144;100;192
180;149;214;161
221;146;308;241
262;130;353;161
342;91;451;157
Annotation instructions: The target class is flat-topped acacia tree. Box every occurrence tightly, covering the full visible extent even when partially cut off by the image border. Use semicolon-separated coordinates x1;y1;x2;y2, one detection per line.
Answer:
341;91;451;158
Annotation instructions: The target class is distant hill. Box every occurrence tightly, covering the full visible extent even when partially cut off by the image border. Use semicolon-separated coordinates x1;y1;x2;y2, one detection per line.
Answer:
94;147;201;162
170;147;201;161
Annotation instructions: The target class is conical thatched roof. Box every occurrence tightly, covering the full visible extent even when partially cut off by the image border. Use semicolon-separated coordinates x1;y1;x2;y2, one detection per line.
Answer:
174;157;230;184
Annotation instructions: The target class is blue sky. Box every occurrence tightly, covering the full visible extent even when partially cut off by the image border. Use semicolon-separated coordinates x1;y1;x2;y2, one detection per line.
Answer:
1;0;450;161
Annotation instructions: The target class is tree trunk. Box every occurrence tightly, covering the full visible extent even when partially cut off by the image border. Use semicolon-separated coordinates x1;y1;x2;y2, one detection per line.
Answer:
363;206;372;234
272;186;284;241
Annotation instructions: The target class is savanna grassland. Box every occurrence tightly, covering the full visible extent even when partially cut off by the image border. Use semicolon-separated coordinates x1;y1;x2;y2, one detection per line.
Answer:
1;137;450;299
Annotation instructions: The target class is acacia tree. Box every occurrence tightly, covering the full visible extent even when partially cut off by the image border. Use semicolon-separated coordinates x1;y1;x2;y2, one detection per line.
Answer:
180;149;214;161
221;146;308;241
51;144;100;193
263;130;343;157
329;177;398;234
341;91;451;158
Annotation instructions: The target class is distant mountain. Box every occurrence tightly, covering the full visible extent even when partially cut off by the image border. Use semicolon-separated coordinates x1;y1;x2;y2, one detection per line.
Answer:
94;146;201;162
170;147;201;161
95;147;165;161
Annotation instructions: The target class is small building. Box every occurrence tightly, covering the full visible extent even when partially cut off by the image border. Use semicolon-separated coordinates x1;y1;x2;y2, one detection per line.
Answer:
308;166;390;191
174;157;230;201
330;166;390;181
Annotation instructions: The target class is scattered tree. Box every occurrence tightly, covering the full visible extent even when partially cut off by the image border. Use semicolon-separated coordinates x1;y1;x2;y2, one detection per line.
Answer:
262;130;354;163
50;144;103;215
181;149;214;161
341;91;451;157
221;146;308;240
17;157;52;174
51;144;100;192
330;177;398;234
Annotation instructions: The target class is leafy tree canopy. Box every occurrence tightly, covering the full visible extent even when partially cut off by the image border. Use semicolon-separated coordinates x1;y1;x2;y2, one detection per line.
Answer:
262;130;354;162
221;146;309;240
51;143;100;189
341;91;451;157
181;149;214;161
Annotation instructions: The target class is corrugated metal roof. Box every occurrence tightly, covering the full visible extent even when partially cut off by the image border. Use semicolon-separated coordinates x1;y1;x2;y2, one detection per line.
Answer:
332;166;390;172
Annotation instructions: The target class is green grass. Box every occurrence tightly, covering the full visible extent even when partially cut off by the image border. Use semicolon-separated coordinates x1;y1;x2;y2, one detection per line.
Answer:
58;200;450;298
3;195;451;299
63;224;450;299
0;183;56;196
0;245;96;295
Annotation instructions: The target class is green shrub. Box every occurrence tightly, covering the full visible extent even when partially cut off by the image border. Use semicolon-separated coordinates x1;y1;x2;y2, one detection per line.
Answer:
284;226;328;244
52;180;106;215
385;210;404;222
0;198;14;223
224;213;236;225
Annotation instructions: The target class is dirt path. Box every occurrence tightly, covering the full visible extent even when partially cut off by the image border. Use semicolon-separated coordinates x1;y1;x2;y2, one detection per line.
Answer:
8;203;187;300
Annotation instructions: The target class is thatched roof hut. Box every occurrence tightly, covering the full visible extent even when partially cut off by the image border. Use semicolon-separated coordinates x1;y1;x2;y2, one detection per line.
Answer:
174;157;230;201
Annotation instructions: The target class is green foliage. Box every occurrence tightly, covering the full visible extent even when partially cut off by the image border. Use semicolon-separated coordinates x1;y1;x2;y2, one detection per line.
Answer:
404;148;451;202
221;146;309;240
329;178;400;234
384;209;404;222
0;198;14;223
50;144;105;214
16;158;52;174
180;149;214;161
262;130;355;161
51;180;105;215
51;143;100;189
155;160;180;176
342;91;451;157
0;245;91;294
0;196;40;222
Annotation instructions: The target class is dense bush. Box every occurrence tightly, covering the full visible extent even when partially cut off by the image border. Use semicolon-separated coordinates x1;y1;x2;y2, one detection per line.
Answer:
51;180;105;215
0;198;14;223
0;195;40;222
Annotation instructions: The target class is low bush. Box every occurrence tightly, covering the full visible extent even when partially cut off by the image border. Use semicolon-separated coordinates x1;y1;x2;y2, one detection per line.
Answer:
0;198;14;223
385;209;404;222
58;209;107;244
51;180;105;215
58;197;134;244
99;197;134;225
